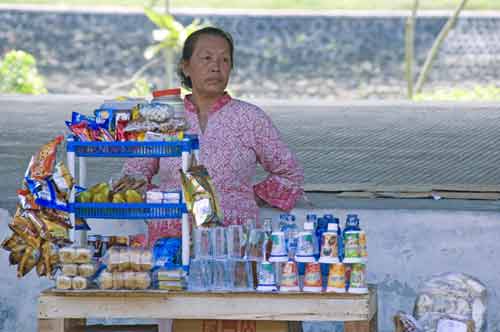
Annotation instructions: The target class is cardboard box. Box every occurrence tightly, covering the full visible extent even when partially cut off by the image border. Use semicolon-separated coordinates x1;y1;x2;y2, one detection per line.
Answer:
173;319;289;332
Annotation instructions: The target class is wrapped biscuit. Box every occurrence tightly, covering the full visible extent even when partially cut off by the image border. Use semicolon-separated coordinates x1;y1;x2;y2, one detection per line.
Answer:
140;250;153;272
98;271;113;290
74;247;93;264
123;272;136;290
112;272;125;289
56;275;72;290
135;272;151;290
118;248;131;272
105;247;121;272
130;248;142;272
59;247;76;264
72;276;88;290
180;165;223;227
62;264;78;277
78;264;95;278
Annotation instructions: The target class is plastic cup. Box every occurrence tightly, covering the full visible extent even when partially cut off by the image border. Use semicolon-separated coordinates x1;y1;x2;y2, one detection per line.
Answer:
269;231;288;262
303;262;322;292
227;225;245;259
326;263;346;293
319;224;340;264
348;263;368;294
279;260;300;292
211;258;231;291
246;229;266;261
211;227;227;258
256;261;277;292
295;231;316;263
231;259;254;291
187;258;209;291
193;228;212;259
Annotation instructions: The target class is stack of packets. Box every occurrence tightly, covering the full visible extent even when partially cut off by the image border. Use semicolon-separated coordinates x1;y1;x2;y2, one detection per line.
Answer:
1;136;76;278
152;267;187;290
180;165;223;228
95;246;153;290
55;247;95;290
65;97;188;142
146;191;181;204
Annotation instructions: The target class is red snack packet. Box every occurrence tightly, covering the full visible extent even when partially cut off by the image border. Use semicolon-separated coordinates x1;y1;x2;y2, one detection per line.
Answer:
129;234;147;248
30;136;64;180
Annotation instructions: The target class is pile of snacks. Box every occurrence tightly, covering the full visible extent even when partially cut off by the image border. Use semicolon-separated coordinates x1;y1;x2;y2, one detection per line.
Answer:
76;175;147;204
66;94;188;142
2;137;74;278
56;247;95;290
152;267;186;290
96;247;153;290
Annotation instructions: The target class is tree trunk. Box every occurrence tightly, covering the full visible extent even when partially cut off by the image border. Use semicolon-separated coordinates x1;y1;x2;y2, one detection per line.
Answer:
405;0;419;99
414;0;469;94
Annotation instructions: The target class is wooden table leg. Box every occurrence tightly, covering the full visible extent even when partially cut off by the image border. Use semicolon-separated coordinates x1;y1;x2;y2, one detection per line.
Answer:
38;318;86;332
287;321;303;332
344;310;378;332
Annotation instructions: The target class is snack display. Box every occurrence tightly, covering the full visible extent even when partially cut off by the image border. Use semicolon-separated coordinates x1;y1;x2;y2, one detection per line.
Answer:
72;276;88;290
78;263;96;278
56;275;72;290
62;264;78;277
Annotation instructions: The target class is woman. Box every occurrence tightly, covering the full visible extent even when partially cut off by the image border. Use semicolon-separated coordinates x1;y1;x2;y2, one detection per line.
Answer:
123;26;304;245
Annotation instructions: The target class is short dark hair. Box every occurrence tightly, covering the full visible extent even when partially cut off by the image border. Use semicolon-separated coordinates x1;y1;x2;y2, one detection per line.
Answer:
177;26;234;90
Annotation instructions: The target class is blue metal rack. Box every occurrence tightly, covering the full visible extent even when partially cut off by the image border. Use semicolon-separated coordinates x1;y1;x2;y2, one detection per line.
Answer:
72;202;187;219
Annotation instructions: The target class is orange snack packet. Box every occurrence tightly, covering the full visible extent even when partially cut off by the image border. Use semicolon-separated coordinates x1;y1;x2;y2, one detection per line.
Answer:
30;136;64;180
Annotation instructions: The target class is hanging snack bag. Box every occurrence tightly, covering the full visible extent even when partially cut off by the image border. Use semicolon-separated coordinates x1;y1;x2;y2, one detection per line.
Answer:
30;136;64;180
180;165;223;228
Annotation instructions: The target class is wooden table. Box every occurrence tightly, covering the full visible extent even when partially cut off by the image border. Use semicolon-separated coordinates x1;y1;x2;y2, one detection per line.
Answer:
38;287;377;332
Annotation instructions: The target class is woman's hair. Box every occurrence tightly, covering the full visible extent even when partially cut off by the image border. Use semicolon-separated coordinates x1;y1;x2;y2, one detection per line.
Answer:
177;26;234;90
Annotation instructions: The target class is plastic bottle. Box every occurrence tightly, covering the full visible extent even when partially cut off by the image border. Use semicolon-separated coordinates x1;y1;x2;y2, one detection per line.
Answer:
279;214;298;260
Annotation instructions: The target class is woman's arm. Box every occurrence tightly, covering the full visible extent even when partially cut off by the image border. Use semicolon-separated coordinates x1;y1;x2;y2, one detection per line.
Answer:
252;109;304;211
121;158;160;183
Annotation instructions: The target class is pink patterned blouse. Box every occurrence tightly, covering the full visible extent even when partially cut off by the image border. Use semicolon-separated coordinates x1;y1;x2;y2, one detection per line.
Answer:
123;94;304;243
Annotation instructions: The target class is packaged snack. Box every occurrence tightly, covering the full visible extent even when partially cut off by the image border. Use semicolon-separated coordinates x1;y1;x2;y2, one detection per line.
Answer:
98;271;113;289
112;272;125;289
129;234;147;249
118;248;131;272
74;247;93;264
62;264;78;277
52;162;74;191
78;263;96;277
115;111;130;141
105;247;121;272
140;250;153;272
135;272;151;290
56;275;72;290
152;238;181;269
180;165;223;228
123;271;137;290
9;223;41;249
156;280;186;291
9;247;26;266
59;247;76;264
129;248;142;272
17;247;41;278
17;189;40;210
30;136;64;180
40;241;57;277
1;234;24;251
72;276;88;290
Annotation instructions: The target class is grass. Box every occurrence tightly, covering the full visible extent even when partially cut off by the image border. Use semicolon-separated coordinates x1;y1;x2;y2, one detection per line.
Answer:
1;0;499;10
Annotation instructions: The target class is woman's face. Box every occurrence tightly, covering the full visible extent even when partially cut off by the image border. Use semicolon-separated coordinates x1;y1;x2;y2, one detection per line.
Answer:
183;34;232;98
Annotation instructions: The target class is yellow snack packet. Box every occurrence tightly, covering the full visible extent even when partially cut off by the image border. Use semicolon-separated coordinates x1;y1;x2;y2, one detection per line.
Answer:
180;165;223;228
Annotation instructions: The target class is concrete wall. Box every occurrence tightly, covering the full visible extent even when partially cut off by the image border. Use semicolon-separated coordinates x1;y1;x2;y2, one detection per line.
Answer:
1;6;500;99
2;206;500;332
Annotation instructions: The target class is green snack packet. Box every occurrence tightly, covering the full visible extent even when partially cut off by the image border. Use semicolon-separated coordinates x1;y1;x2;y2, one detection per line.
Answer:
180;165;223;228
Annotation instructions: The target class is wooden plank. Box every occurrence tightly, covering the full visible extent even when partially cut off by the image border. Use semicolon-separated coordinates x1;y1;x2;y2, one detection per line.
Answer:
38;288;375;322
336;192;376;199
374;192;432;199
38;318;85;332
432;191;500;200
173;319;288;332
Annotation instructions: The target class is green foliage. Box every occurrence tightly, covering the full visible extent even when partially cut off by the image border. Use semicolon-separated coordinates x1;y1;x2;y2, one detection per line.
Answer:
128;78;152;98
414;85;500;101
143;7;206;61
0;50;47;95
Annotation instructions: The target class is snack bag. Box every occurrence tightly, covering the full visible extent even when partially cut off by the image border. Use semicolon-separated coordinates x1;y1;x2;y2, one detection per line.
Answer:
30;136;64;180
180;165;223;228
